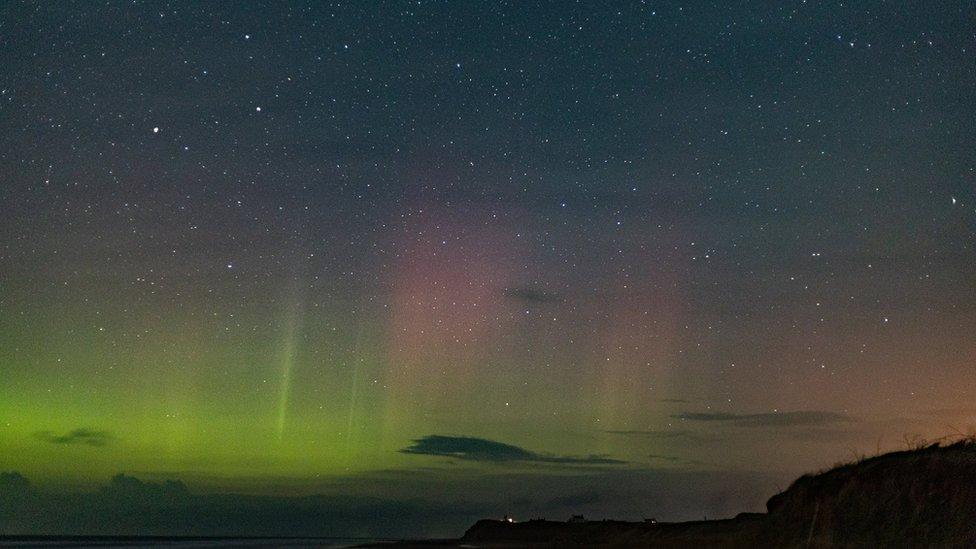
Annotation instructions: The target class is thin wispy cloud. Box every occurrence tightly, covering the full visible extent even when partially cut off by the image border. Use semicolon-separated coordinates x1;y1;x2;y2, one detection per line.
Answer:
401;435;624;465
605;429;692;439
35;428;113;447
672;411;854;427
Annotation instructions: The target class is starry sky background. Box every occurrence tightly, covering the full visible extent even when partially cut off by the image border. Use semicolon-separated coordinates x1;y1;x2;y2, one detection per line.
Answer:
1;0;975;537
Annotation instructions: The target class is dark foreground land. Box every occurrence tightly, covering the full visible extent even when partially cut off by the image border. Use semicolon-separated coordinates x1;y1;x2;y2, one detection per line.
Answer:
375;440;976;547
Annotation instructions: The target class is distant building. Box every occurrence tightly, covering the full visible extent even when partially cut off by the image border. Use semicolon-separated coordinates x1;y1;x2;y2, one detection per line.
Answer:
568;514;586;523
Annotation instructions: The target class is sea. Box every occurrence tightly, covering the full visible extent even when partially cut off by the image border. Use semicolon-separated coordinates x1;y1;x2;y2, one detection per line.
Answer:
0;538;405;548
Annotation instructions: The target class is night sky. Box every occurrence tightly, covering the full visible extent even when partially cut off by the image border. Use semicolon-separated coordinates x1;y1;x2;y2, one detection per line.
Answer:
1;1;975;537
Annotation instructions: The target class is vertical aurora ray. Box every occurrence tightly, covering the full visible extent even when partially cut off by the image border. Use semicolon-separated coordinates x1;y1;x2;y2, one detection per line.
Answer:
274;224;309;443
342;271;376;455
276;297;304;441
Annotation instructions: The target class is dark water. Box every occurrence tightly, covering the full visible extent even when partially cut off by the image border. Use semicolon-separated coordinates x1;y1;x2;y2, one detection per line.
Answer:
0;538;399;548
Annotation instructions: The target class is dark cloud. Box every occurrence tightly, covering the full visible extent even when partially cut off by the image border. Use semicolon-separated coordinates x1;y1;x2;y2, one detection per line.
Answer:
647;454;706;466
672;411;854;427
0;471;30;494
401;435;624;465
34;428;113;447
502;286;562;304
605;429;691;439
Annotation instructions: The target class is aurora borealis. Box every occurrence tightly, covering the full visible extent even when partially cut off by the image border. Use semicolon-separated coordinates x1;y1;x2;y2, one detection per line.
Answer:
1;1;975;537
